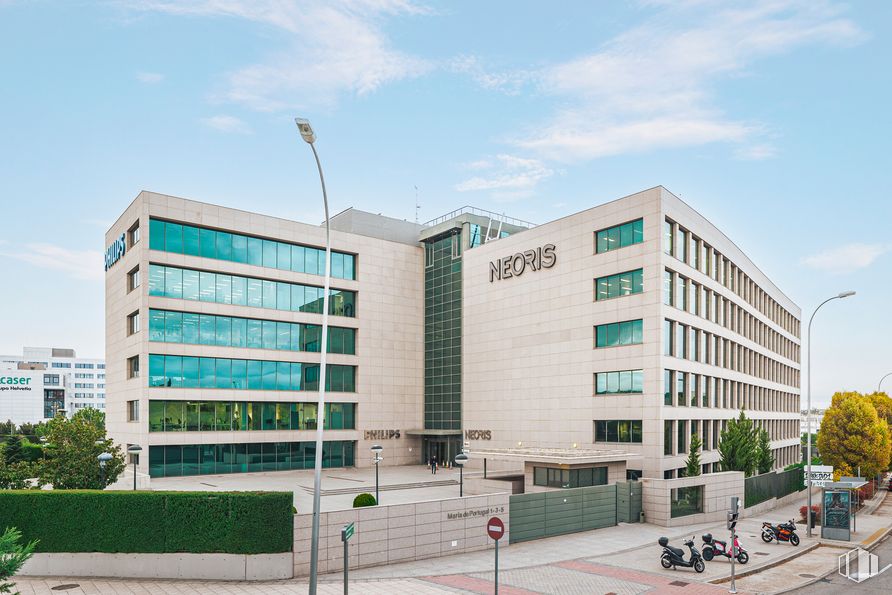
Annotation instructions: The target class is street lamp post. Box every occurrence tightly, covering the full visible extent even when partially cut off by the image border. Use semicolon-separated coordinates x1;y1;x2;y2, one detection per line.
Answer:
127;444;143;491
806;290;855;537
295;117;332;595
879;372;892;393
371;445;383;504
454;452;469;497
97;452;113;488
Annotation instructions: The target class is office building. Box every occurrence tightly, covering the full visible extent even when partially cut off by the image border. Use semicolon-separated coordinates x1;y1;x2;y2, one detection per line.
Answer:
105;187;801;481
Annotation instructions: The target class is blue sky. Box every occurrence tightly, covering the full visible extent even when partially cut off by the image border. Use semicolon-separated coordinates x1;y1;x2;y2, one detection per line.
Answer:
0;0;890;405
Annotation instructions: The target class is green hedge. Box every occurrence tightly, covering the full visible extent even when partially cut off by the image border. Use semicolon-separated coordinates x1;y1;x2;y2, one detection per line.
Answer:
0;491;293;554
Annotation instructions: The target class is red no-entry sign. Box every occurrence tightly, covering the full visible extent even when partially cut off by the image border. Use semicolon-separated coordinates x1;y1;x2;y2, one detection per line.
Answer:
487;516;505;541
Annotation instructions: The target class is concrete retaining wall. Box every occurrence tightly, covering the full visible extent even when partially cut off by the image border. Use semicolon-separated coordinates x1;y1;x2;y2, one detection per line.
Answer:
642;471;744;527
744;488;806;518
294;493;510;577
20;552;293;580
464;475;524;496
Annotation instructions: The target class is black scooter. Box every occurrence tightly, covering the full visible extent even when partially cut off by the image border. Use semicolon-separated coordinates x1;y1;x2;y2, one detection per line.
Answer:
659;536;705;573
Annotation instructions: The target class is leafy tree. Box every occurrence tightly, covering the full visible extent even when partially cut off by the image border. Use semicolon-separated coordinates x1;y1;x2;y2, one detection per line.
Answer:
72;408;105;432
818;392;891;479
38;414;125;490
866;392;892;427
686;433;702;476
719;411;757;477
0;456;41;490
0;527;37;594
756;428;774;474
1;437;22;465
0;421;14;438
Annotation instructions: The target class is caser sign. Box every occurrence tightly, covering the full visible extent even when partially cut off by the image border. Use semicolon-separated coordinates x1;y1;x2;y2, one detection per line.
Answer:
489;244;556;282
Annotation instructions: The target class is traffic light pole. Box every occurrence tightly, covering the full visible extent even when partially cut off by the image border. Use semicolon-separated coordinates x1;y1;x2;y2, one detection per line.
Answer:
728;495;739;594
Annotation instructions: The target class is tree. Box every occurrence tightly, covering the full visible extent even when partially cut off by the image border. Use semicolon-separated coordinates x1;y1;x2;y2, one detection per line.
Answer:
686;433;702;476
0;457;40;490
719;411;757;477
0;420;14;438
756;428;774;474
818;392;891;479
1;437;22;465
38;414;125;490
72;408;106;432
0;527;37;594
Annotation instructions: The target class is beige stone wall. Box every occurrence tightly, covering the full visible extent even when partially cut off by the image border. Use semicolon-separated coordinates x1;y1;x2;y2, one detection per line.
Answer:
293;493;510;577
105;191;425;475
641;471;745;527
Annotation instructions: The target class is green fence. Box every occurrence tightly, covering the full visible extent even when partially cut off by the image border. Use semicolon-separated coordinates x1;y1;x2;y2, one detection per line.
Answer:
509;482;641;544
0;491;293;554
744;467;804;508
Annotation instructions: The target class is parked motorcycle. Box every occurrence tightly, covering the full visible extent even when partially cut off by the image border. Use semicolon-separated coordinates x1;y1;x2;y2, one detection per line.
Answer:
761;520;800;546
701;533;749;563
659;536;706;573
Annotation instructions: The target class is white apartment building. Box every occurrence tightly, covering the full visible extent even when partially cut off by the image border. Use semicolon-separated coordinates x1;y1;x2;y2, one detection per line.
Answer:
105;187;801;483
0;347;105;424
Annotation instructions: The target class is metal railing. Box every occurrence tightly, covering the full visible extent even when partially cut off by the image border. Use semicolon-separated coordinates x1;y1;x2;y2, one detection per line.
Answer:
423;206;536;229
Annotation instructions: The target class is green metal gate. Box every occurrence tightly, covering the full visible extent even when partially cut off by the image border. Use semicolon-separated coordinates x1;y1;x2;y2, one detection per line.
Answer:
509;484;625;544
616;481;643;523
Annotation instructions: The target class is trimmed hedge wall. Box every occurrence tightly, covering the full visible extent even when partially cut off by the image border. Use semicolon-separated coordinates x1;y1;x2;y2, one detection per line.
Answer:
0;491;293;554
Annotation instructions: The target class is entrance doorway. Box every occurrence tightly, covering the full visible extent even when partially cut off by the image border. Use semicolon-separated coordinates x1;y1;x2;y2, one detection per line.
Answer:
422;436;462;467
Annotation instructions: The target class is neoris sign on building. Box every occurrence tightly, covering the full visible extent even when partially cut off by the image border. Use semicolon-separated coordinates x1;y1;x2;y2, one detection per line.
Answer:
104;232;126;271
489;244;556;282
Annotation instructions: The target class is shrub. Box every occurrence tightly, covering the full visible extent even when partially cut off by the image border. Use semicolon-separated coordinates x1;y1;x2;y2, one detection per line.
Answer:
0;491;293;554
0;526;37;594
799;504;821;524
353;493;377;508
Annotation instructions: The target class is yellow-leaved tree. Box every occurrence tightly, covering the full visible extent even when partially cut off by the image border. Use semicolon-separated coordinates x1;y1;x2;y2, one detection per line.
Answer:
817;391;891;479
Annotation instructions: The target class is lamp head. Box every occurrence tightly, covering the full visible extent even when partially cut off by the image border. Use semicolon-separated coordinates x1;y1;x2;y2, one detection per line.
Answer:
127;445;143;454
454;453;469;466
295;118;316;144
837;290;856;299
370;444;383;454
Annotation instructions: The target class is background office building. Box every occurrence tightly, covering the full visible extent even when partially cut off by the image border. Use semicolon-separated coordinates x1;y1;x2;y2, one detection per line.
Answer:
106;187;800;481
0;347;106;425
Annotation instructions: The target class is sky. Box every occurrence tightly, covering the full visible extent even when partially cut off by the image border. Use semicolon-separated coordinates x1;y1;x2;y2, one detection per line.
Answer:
0;0;890;406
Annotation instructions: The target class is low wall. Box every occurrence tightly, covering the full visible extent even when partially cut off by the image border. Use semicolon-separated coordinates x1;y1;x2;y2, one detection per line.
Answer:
744;488;806;518
294;493;510;577
21;552;292;580
642;472;744;527
464;475;524;496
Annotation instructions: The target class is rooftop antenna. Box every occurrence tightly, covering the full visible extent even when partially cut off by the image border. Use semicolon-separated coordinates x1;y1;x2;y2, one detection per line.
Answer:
414;185;420;224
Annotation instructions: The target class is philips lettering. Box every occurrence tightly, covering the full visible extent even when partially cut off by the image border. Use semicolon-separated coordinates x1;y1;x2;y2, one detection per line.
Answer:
104;232;126;271
489;244;555;282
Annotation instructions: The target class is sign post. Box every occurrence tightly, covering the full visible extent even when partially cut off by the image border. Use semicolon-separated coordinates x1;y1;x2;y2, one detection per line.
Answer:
727;496;739;594
487;516;505;594
341;522;355;594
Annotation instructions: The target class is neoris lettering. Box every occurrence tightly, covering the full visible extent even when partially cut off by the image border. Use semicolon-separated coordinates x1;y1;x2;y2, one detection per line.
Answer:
104;232;126;271
489;244;556;282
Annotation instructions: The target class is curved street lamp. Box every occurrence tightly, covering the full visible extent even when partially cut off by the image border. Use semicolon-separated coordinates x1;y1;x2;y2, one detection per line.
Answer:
371;445;383;504
454;452;469;497
295;117;332;595
878;372;892;393
97;452;113;488
806;290;855;538
127;444;143;491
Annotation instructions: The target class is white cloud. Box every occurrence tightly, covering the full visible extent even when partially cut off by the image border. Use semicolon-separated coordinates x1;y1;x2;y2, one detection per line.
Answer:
449;55;534;95
457;0;863;162
136;71;164;84
5;244;104;281
455;154;553;201
125;1;431;110
802;243;891;274
201;115;252;134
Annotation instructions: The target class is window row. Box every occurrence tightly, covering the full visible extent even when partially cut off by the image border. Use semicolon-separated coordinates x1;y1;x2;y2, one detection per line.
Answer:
148;400;355;432
148;264;356;317
595;218;643;254
148;354;356;392
663;268;799;363
663;218;799;337
663;418;799;457
595;319;643;348
662;369;799;412
533;466;608;489
595;269;644;301
594;419;643;443
148;440;356;478
148;218;355;280
594;370;644;395
663;318;798;388
148;309;356;355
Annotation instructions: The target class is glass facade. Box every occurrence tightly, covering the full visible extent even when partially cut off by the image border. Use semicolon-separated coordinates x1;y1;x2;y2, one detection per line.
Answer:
533;466;608;488
595;269;644;300
148;264;356;317
594;420;643;443
148;218;355;280
148;309;356;355
148;354;356;392
424;231;462;430
671;485;703;518
595;219;644;253
594;370;644;394
595;319;643;348
148;400;354;432
148;440;355;477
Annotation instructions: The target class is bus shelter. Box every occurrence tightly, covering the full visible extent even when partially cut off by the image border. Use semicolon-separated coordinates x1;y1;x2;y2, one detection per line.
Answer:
821;477;868;541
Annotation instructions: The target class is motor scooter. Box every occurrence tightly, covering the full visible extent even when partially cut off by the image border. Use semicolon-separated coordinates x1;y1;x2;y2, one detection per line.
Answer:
659;536;705;573
701;533;749;563
761;519;800;546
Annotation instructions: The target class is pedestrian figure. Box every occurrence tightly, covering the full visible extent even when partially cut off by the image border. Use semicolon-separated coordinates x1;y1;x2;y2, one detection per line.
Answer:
431;455;438;474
